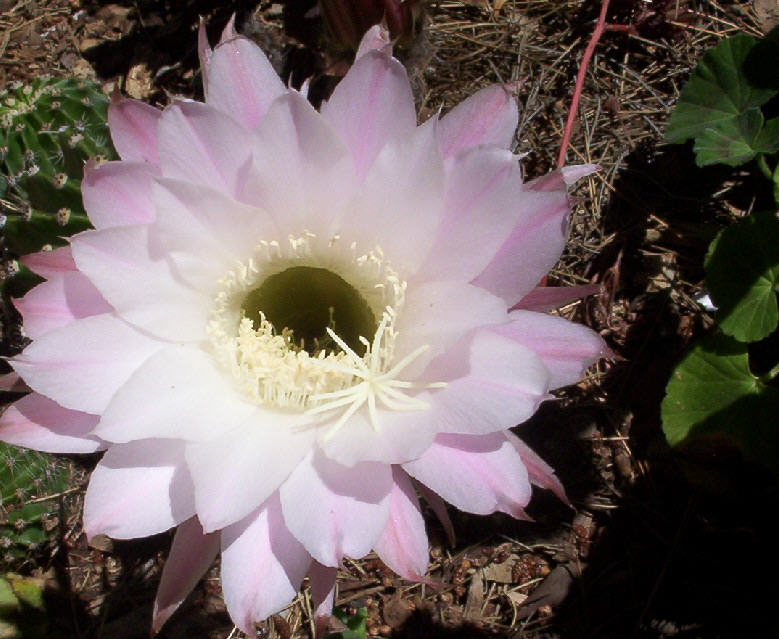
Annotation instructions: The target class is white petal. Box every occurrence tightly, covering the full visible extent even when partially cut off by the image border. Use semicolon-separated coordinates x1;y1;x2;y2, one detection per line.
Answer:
81;160;158;229
186;413;317;532
280;448;391;566
96;344;259;443
11;313;163;414
84;439;195;539
220;494;311;635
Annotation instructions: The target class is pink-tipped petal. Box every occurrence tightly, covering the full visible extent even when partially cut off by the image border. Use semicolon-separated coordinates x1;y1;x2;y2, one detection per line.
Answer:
219;14;239;42
0;393;102;453
186;414;317;533
416;146;523;283
198;19;213;98
514;284;601;312
321;50;415;177
309;562;337;639
505;432;569;505
403;432;532;519
414;481;455;547
339;120;445;275
472;183;571;305
157;101;252;198
20;246;75;279
71;226;210;342
96;345;258;443
437;84;518;158
10;313;163;414
490;310;608;389
82;160;158;229
108;92;161;165
421;331;551;436
280;448;392;567
220;494;311;635
16;271;111;339
374;468;429;581
205;32;286;129
152;516;220;634
84;439;195;539
355;24;392;59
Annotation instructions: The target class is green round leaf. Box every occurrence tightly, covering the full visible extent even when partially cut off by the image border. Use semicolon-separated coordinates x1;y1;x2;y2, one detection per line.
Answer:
693;109;779;167
662;333;779;475
705;210;779;342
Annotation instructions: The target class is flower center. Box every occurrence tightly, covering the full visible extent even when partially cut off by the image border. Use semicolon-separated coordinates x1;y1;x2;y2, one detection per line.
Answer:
207;234;439;433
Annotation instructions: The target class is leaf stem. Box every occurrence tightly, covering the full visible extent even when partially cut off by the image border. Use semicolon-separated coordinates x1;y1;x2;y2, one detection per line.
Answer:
761;361;779;384
756;153;772;180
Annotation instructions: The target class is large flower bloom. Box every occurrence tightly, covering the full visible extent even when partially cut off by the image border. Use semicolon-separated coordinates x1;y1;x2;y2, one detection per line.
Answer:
0;21;606;635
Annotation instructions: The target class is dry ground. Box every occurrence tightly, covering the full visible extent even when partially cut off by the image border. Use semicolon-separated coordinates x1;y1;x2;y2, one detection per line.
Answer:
1;1;778;638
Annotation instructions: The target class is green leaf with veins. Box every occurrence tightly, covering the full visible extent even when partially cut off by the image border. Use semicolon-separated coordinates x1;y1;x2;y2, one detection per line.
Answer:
694;109;779;166
665;34;778;160
662;333;779;475
705;210;779;342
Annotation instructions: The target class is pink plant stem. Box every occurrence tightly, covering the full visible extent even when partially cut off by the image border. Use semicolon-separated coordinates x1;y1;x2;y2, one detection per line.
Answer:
556;0;612;169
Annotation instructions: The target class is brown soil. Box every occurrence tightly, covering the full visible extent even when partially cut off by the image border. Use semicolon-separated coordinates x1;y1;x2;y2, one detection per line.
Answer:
1;1;778;638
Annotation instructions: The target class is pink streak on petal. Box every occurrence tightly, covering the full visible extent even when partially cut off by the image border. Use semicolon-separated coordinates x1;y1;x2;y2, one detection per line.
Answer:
321;50;415;177
309;562;337;639
414;481;455;547
374;467;429;581
280;449;392;567
108;91;161;165
0;393;102;453
403;432;532;519
513;284;601;312
152;516;220;634
355;24;392;59
206;32;286;130
16;271;111;339
84;439;195;540
505;432;570;506
220;494;311;635
437;84;519;158
491;310;608;390
82;160;157;229
20;246;75;279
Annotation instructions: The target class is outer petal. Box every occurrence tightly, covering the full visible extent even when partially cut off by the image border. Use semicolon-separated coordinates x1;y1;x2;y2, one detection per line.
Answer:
321;50;416;177
280;448;392;566
220;494;311;635
309;562;337;639
108;93;161;165
472;179;571;305
10;313;163;414
505;432;568;505
374;468;429;581
514;284;601;312
242;91;357;238
415;146;523;283
186;414;317;532
0;393;102;453
71;225;210;342
157;101;253;199
20;246;75;279
152;178;277;292
16;271;111;339
338;120;445;275
197;19;212;96
0;373;27;392
420;331;551;436
152;516;220;634
205;35;286;130
355;24;392;59
403;432;532;518
81;160;157;229
96;345;258;443
84;439;195;539
490;310;608;389
437;84;518;158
